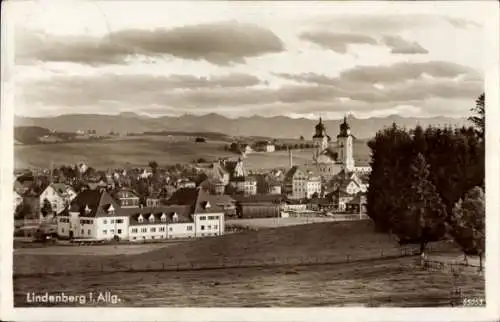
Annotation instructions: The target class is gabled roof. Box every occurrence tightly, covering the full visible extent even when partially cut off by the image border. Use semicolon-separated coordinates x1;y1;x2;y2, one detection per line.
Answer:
233;194;285;203
49;183;74;197
127;205;192;226
68;190;121;217
165;187;224;214
284;166;306;181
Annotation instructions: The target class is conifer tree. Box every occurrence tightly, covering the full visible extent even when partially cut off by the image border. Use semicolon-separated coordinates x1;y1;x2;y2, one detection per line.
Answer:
397;153;446;255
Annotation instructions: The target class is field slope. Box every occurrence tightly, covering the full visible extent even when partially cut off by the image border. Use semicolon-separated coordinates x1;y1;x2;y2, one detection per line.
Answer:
14;220;458;276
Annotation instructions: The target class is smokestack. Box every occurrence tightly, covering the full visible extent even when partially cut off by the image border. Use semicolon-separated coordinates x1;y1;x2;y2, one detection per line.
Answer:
289;148;293;168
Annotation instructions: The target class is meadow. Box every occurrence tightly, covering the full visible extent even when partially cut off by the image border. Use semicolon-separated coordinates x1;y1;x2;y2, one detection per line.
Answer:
13;220;483;307
14;135;371;170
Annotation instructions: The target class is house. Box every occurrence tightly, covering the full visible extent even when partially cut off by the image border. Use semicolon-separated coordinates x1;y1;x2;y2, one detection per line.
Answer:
283;166;322;199
58;190;129;240
327;189;355;212
346;193;367;214
199;178;226;195
231;176;257;196
127;206;194;241
253;141;275;153
256;174;282;195
146;193;161;207
166;187;225;237
111;187;140;208
206;162;230;185
39;183;77;215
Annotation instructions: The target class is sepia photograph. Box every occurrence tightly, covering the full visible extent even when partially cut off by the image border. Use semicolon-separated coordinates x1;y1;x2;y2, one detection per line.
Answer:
1;0;499;321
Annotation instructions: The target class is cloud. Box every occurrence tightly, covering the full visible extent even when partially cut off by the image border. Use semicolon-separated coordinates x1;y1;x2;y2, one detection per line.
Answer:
309;14;482;34
17;60;482;119
299;32;378;53
381;35;429;54
15;22;285;65
299;30;428;55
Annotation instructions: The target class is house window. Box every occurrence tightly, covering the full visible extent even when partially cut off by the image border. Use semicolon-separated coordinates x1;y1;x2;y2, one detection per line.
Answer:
201;225;205;230
169;227;173;232
117;229;122;234
151;227;156;232
103;230;107;235
200;216;206;220
88;229;91;235
110;219;115;224
103;219;107;224
159;227;165;232
132;228;138;233
81;229;84;234
141;228;147;233
187;226;193;231
116;219;124;224
152;236;155;240
110;229;115;234
61;228;64;233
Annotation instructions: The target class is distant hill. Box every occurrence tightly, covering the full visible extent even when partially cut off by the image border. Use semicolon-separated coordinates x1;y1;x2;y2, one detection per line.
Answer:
15;113;470;139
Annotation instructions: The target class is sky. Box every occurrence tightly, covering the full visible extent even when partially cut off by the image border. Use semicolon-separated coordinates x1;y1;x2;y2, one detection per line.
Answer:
7;1;488;119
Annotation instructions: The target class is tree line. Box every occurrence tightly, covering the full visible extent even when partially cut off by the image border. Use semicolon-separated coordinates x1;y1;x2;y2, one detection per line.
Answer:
366;93;485;267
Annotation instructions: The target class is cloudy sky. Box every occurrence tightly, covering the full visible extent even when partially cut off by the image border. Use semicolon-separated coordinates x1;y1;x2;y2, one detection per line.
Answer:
9;1;487;119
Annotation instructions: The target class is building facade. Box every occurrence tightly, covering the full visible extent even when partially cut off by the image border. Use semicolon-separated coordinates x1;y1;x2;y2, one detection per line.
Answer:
39;183;77;215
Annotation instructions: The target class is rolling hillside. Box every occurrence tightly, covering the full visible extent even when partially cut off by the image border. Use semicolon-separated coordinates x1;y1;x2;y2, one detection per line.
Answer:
15;113;469;140
14;135;370;169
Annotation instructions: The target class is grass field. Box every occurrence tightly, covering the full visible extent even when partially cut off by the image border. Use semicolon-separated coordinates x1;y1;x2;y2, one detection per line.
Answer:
13;220;483;307
14;135;371;170
13;243;178;256
14;257;484;307
14;220;459;276
226;217;352;229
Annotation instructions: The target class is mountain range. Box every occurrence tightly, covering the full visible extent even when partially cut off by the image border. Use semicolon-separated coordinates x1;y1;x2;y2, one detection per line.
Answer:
14;113;470;139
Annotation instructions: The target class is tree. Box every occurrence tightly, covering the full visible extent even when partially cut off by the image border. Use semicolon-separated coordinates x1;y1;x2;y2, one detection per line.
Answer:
195;137;206;143
15;202;33;220
148;160;158;172
448;186;485;270
468;93;485;139
300;135;305;141
41;198;53;217
399;153;447;256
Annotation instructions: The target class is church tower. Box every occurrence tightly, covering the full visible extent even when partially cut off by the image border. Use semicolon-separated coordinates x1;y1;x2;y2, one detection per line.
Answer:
337;116;355;171
312;117;330;162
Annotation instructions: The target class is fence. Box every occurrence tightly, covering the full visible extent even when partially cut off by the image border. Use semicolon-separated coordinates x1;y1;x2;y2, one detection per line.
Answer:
14;246;427;278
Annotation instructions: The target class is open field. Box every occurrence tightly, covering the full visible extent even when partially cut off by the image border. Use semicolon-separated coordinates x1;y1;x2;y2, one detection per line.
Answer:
14;220;460;276
13;220;483;307
13;257;484;307
14;135;370;169
13;243;180;256
226;217;356;229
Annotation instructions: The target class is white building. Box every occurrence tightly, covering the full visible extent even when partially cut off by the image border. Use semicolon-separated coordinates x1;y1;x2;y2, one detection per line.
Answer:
39;183;77;215
57;190;129;240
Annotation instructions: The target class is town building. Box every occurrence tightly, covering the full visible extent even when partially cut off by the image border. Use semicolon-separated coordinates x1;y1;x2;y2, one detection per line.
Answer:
111;187;140;208
57;190;129;240
225;158;257;196
127;206;194;240
166;187;225;237
39;183;77;215
283;166;322;199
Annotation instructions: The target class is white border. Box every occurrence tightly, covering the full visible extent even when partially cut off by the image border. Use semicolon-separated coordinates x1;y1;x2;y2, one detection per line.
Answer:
1;1;499;322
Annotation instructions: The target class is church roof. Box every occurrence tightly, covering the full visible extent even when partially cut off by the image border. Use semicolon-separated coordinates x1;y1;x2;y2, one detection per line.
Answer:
313;117;327;138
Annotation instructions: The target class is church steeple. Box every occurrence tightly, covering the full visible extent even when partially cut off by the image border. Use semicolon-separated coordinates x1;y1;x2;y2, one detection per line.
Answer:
338;114;351;138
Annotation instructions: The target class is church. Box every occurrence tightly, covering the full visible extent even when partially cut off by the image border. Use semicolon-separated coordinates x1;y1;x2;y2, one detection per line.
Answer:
310;116;371;178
